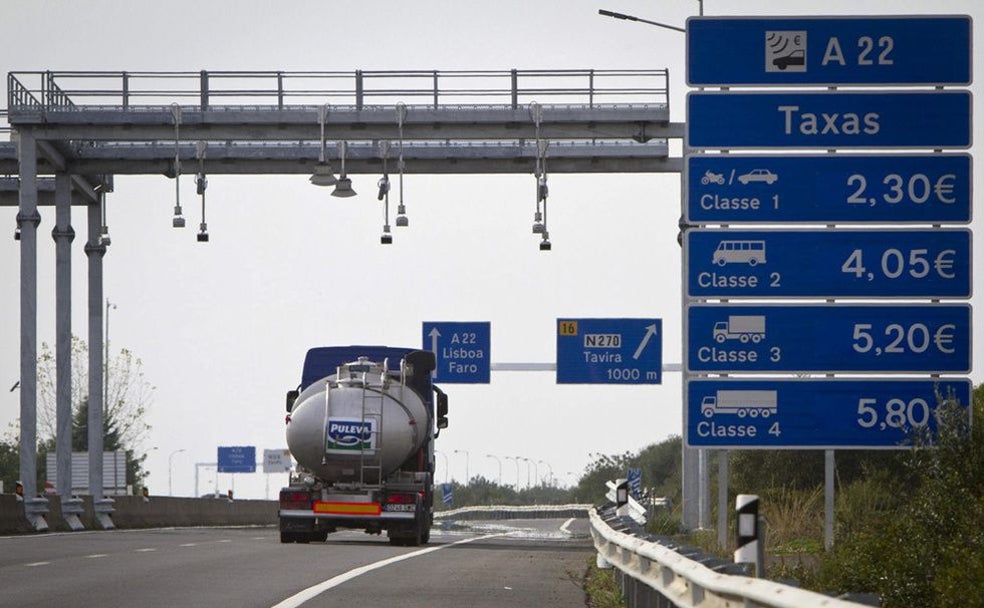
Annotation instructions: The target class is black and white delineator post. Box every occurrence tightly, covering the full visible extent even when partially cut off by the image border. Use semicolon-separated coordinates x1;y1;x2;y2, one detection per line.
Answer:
735;494;763;576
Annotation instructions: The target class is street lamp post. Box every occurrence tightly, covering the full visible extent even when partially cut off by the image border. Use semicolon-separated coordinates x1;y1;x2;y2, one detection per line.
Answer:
103;299;116;413
453;449;470;485
538;460;553;487
485;454;502;486
168;448;186;496
505;456;521;489
526;459;538;488
434;450;449;483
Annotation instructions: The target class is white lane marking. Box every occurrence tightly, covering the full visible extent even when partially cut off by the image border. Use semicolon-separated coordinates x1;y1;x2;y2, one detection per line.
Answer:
559;518;576;535
271;534;505;608
84;554;108;559
24;561;50;567
179;543;198;547
218;539;232;543
134;548;157;552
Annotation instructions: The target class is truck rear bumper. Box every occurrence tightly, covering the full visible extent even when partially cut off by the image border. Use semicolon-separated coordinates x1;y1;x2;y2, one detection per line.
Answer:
279;508;416;521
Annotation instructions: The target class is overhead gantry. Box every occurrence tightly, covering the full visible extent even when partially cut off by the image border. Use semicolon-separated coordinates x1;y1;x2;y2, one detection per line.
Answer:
3;68;683;530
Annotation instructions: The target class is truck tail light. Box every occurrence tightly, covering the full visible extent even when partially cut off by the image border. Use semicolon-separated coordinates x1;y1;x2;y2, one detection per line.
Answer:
279;490;313;510
385;493;417;505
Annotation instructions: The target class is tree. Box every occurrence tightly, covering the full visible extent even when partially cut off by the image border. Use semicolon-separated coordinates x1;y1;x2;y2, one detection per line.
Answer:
814;383;984;607
27;336;155;492
37;336;153;452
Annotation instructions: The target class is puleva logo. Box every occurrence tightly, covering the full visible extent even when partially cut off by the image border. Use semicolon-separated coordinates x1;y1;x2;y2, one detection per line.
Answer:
326;418;375;451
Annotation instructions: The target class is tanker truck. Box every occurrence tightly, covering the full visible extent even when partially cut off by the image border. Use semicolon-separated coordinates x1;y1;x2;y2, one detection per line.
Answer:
278;346;448;545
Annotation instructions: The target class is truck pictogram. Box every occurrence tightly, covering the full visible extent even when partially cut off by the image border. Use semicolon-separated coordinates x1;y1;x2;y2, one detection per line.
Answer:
701;390;778;418
713;315;766;344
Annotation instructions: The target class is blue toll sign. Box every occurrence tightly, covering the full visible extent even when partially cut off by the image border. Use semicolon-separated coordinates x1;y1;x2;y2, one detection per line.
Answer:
686;154;972;224
557;318;662;384
685;228;971;299
687;16;972;87
217;446;256;473
687;304;971;374
687;91;971;149
422;321;491;383
687;378;972;449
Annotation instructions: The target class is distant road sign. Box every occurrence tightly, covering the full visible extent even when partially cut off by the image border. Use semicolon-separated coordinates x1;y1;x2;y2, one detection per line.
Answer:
263;449;292;473
423;321;491;383
686;228;971;299
687;91;972;149
687;16;972;86
687;304;971;374
686;378;972;449
686;154;972;224
217;446;256;473
557;318;662;384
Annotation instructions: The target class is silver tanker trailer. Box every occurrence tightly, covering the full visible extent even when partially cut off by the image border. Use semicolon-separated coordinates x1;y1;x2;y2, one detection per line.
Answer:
278;346;448;545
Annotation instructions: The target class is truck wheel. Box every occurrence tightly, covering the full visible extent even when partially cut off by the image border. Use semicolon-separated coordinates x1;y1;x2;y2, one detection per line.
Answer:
313;530;329;542
280;530;296;543
407;524;423;547
421;525;431;545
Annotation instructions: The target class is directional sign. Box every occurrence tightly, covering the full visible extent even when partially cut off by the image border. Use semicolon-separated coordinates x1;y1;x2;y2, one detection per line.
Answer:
626;468;643;499
687;91;972;149
686;154;972;224
687;304;971;374
557;318;662;384
423;321;490;383
686;229;971;299
263;449;292;473
687;16;972;87
686;378;972;449
217;446;256;473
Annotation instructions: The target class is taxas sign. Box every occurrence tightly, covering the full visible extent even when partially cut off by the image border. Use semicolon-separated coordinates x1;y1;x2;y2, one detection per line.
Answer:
687;91;971;149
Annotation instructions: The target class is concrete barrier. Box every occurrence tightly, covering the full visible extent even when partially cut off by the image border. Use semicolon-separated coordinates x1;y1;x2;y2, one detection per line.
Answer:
1;494;278;533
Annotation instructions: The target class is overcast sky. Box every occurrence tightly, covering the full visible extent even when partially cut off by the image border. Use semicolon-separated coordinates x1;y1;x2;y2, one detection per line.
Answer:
2;0;982;499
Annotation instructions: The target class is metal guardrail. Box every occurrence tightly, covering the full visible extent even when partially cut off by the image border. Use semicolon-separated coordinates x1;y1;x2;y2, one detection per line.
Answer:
434;503;591;521
589;494;876;608
7;69;670;112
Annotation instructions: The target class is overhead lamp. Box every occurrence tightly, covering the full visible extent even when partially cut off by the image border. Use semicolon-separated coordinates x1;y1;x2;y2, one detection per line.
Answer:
195;143;209;242
331;141;356;198
310;104;338;186
378;142;393;244
394;103;409;227
539;232;552;251
14;225;21;240
171;103;185;228
99;190;111;246
309;164;337;187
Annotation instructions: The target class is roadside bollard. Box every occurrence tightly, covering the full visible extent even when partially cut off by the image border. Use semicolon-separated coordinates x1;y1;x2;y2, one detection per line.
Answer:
734;494;763;577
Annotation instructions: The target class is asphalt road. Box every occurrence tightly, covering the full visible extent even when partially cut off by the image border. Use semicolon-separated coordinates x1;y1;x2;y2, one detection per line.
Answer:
0;518;593;608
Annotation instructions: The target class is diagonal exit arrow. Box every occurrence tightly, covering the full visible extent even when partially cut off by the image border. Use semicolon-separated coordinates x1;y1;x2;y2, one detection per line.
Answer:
633;324;658;360
428;327;442;377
